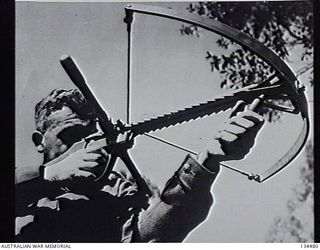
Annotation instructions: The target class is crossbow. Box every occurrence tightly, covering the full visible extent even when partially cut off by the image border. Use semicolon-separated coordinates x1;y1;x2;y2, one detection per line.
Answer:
57;4;309;196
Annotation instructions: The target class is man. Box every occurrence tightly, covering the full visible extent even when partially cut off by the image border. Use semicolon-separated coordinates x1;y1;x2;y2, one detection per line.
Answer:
15;88;264;242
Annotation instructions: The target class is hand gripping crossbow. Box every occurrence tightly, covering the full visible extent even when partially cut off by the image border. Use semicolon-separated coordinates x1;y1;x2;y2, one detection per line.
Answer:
55;4;309;196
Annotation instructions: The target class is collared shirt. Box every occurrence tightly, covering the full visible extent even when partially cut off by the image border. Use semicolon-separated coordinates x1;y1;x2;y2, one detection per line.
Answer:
16;155;219;242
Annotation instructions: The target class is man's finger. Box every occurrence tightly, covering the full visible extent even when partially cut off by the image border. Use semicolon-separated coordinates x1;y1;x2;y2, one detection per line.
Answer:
230;100;246;118
222;124;247;135
230;117;255;128
246;95;264;111
85;139;107;153
100;148;110;159
216;131;238;142
82;153;101;161
241;110;265;124
80;161;99;168
74;170;96;178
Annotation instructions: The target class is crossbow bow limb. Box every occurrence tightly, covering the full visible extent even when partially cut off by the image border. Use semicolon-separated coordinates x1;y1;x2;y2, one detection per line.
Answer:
122;4;310;183
58;4;309;194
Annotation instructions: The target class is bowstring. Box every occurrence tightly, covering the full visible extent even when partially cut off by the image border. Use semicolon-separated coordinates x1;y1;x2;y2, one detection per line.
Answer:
126;7;133;124
143;133;254;180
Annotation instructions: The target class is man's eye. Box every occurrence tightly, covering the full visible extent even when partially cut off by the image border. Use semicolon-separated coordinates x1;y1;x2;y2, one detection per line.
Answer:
58;125;97;145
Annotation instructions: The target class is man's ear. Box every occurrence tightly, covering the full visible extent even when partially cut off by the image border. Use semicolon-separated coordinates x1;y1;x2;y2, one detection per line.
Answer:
32;131;44;153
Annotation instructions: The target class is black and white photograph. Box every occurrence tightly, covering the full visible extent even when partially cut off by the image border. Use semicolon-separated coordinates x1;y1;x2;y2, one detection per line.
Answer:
14;0;314;243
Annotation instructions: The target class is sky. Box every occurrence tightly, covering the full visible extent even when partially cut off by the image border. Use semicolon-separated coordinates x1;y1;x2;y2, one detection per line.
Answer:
15;1;314;242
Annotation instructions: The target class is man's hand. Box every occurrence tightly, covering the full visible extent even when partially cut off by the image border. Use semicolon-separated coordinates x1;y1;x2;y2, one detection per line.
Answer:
198;98;265;172
44;141;109;181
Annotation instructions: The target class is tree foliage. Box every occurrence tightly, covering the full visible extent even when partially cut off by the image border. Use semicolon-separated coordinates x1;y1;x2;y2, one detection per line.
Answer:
180;2;313;121
179;3;314;240
266;141;314;242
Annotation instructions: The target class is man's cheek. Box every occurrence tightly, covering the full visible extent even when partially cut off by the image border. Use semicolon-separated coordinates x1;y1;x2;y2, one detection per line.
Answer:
46;139;68;160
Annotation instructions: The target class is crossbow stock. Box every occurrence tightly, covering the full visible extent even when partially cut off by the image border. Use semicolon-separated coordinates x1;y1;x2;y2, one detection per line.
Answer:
59;4;309;195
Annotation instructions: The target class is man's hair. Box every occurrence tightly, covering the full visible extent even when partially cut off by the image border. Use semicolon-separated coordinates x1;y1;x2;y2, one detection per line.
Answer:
35;89;96;133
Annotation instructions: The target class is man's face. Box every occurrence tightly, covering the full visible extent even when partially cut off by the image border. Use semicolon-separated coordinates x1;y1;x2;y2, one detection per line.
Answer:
41;106;97;162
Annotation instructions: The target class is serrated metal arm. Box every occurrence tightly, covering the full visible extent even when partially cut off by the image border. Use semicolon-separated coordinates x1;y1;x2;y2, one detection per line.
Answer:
121;84;285;136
